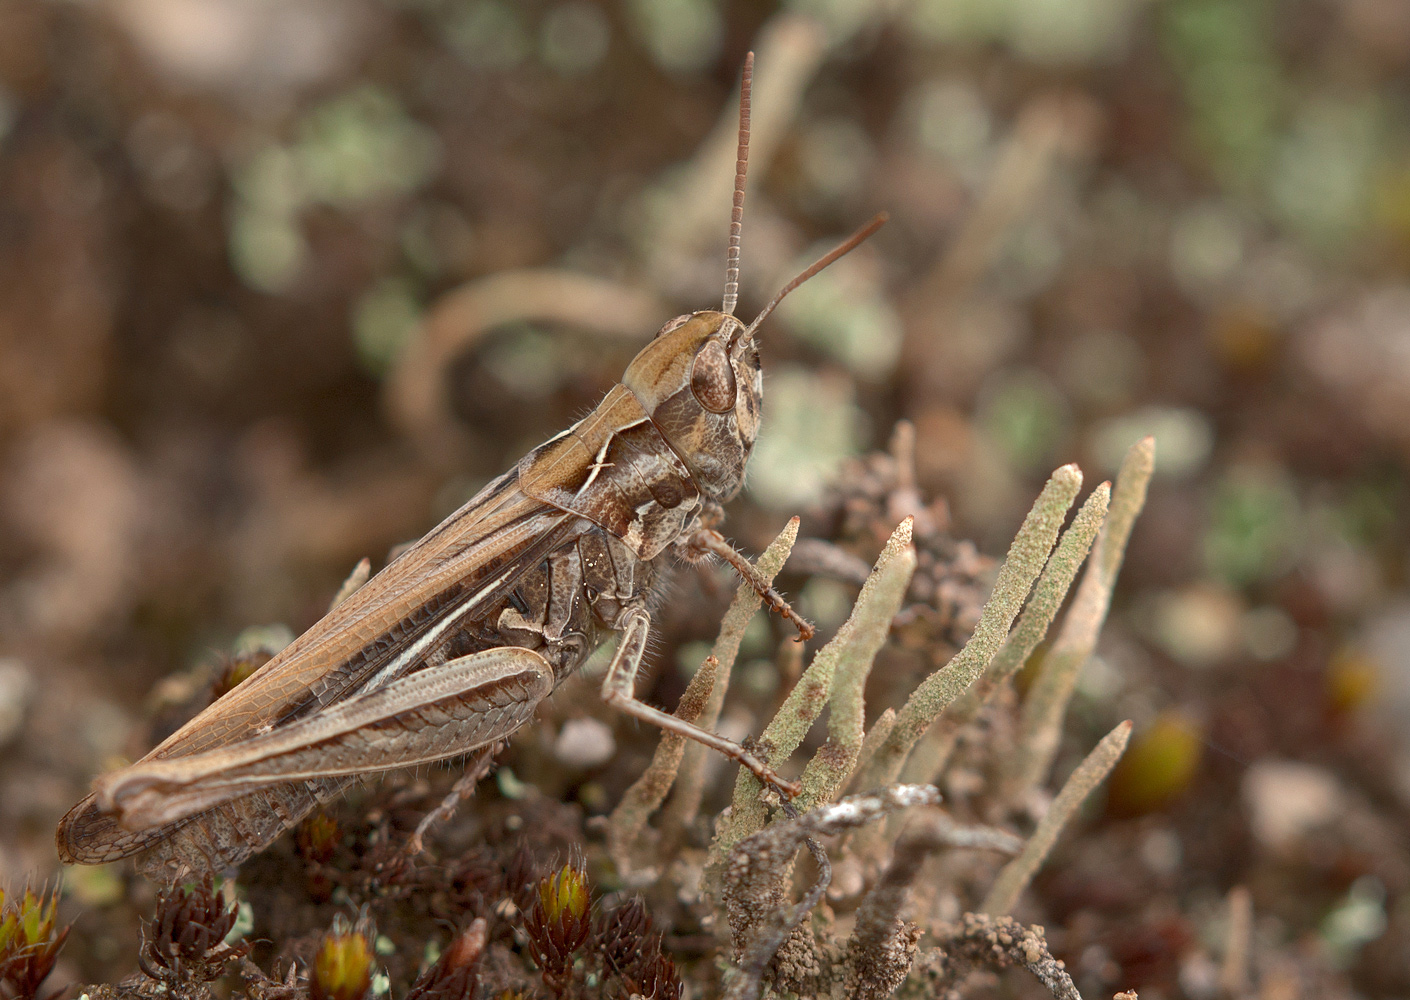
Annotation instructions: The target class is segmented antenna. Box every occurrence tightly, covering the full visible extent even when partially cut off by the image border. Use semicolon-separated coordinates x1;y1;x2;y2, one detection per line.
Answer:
739;212;889;346
721;52;753;317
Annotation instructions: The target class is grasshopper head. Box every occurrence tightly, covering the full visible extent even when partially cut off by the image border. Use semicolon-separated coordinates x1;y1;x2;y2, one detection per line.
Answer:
622;310;762;503
620;53;885;504
620;209;888;503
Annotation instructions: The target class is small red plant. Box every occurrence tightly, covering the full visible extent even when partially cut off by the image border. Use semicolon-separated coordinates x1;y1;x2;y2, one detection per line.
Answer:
0;884;70;1000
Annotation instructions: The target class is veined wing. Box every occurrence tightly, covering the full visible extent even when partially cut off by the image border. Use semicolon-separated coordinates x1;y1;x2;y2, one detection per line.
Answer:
149;470;575;757
56;471;576;865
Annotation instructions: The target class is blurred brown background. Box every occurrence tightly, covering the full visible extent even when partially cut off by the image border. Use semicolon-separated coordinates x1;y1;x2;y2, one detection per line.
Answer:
2;0;1410;995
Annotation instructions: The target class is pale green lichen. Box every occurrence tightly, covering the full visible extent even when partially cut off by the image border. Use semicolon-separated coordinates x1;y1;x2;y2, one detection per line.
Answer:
981;720;1133;916
606;654;717;878
793;522;916;812
848;707;896;801
900;482;1110;785
711;518;917;865
1007;437;1154;796
853;464;1084;795
657;517;799;840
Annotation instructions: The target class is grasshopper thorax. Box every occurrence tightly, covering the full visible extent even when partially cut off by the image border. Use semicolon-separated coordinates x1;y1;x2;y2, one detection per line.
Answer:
622;309;762;503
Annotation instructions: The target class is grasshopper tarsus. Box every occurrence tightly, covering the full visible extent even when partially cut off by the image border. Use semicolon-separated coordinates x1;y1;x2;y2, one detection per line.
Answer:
737;737;801;799
601;605;803;800
745;765;802;801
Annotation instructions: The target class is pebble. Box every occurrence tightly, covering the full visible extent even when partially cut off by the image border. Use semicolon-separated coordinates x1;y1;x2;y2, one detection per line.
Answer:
554;717;616;769
0;659;35;746
1242;759;1343;852
1151;585;1243;667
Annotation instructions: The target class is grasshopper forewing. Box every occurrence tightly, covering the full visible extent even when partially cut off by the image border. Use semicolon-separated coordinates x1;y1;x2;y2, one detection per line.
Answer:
56;53;887;880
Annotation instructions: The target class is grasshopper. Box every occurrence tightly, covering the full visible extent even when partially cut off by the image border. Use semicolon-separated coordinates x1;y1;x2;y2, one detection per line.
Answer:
56;55;886;880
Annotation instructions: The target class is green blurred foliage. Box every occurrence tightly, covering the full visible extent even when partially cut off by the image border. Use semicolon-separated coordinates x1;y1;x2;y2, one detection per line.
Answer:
1204;465;1302;588
1161;0;1283;191
230;86;439;292
977;369;1072;475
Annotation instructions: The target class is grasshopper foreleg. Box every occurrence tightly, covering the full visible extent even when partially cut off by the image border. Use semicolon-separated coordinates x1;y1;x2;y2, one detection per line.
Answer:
601;606;802;799
677;527;815;641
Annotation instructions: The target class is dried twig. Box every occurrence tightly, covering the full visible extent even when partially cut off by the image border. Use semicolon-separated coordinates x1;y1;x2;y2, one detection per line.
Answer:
720;786;940;1000
926;913;1084;1000
1220;885;1253;998
916;97;1078;304
981;720;1132;916
642;14;829;294
846;810;1022;1000
786;537;874;586
723;809;832;1000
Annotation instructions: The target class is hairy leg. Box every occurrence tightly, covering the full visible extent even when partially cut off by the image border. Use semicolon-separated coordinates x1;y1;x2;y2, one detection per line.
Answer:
600;606;801;798
676;527;814;641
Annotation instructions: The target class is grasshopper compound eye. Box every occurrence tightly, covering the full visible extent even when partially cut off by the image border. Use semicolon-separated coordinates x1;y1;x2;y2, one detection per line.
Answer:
690;339;737;413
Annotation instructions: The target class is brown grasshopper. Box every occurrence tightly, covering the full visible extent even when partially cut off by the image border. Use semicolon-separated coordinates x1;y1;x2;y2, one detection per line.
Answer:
56;54;886;880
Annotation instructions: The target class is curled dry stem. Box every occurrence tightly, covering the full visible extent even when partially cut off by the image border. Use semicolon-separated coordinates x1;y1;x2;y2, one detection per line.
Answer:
786;538;873;586
925;913;1085;1000
384;271;667;462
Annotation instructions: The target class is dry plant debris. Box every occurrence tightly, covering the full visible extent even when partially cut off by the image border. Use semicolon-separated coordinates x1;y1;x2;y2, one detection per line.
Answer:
3;3;1406;996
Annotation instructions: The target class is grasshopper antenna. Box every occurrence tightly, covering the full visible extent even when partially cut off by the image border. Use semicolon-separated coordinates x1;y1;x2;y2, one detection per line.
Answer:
721;51;753;318
738;211;889;348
